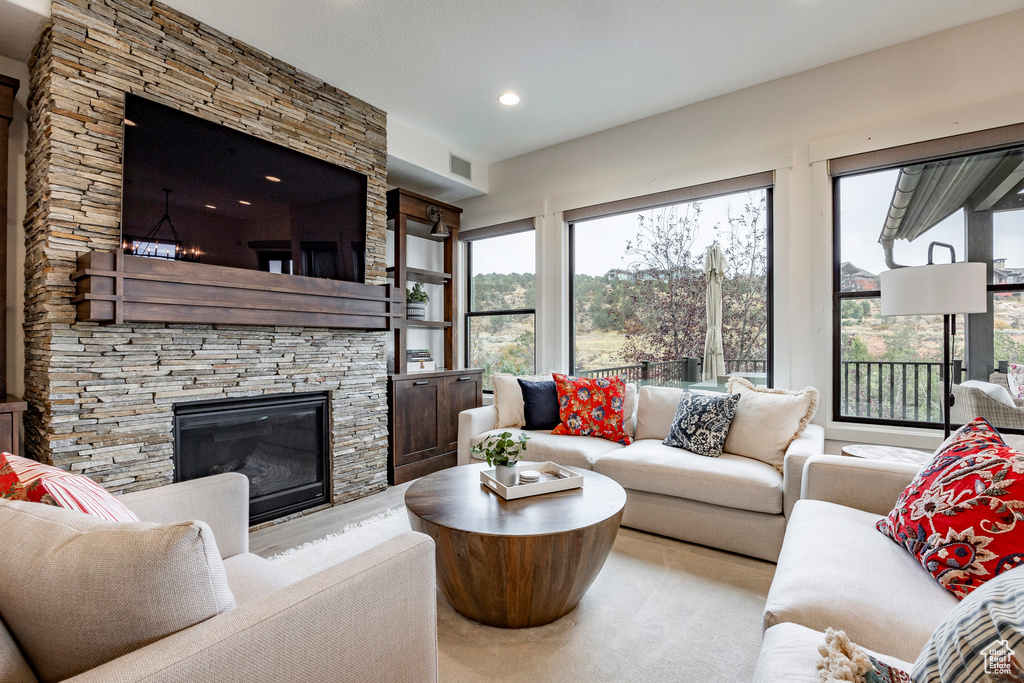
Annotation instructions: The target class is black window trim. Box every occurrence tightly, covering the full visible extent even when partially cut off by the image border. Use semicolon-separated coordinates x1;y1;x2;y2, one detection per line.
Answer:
830;142;1024;432
567;184;775;386
463;236;538;393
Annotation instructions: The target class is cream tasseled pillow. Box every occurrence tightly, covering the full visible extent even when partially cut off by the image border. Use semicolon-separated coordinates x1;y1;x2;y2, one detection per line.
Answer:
491;372;553;428
724;377;819;471
0;498;236;682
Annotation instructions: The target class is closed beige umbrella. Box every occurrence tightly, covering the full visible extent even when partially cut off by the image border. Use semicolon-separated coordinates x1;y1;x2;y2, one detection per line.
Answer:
703;243;726;381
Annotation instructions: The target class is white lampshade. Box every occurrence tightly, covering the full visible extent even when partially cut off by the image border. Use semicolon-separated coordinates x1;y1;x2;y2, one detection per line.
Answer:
880;262;988;316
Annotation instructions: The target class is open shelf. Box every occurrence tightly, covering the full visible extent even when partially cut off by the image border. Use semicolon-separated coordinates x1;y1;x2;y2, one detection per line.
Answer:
386;218;449;242
386;266;451;286
405;319;452;329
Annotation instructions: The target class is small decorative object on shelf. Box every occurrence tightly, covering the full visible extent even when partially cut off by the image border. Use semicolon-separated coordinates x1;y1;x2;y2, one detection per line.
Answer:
406;348;435;373
472;431;530;487
406;282;429;320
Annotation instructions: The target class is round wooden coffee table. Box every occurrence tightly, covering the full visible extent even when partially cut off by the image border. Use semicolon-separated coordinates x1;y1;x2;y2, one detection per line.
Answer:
405;463;626;628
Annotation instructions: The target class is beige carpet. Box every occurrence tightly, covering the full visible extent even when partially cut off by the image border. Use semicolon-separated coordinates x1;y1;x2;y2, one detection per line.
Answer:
271;510;775;682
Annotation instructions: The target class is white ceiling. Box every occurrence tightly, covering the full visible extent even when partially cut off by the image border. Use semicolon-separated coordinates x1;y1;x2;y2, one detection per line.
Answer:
160;0;1024;164
5;0;1024;166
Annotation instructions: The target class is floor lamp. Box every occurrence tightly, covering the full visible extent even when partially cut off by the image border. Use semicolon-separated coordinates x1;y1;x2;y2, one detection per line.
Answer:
879;242;987;438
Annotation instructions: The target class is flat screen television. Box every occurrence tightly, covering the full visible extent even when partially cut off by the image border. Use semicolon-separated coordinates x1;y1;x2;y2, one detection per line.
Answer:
121;94;368;283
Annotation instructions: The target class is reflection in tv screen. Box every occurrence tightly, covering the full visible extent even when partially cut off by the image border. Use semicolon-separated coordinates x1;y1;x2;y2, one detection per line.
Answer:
121;94;368;283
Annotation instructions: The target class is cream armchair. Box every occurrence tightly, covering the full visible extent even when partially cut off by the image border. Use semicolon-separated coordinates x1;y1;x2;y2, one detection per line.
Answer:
56;474;437;683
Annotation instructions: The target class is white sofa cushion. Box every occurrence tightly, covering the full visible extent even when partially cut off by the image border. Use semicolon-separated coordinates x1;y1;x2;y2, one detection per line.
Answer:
470;428;623;470
725;378;819;472
492;373;552;429
0;621;35;683
763;499;959;663
635;385;684;440
0;498;236;682
593;439;783;514
753;623;913;683
223;553;300;606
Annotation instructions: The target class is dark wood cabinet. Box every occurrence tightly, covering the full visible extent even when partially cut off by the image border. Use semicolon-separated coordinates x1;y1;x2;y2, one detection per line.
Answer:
441;373;482;453
1;74;20;398
0;397;27;455
387;368;482;485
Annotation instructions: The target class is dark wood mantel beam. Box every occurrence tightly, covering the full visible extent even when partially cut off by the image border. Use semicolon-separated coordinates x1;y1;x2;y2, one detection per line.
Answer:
72;251;401;331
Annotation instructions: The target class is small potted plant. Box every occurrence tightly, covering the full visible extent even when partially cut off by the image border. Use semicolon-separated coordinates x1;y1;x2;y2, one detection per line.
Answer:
472;431;530;487
406;282;428;320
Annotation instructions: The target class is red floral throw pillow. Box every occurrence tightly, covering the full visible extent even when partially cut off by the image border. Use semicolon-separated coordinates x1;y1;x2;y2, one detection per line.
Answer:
877;418;1024;599
551;373;631;445
0;453;138;522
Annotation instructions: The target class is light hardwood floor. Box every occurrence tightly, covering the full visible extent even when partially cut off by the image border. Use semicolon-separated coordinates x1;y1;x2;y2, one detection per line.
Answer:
249;481;413;557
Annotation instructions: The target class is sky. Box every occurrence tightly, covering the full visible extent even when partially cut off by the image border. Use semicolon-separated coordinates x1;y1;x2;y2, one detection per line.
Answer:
839;167;1024;276
471;190;768;277
469;172;1024;278
572;192;764;276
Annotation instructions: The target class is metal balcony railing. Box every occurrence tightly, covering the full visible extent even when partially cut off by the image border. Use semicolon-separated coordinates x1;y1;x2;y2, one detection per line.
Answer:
576;358;767;384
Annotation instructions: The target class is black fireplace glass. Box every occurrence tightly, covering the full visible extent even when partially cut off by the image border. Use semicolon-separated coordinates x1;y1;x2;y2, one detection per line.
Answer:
173;393;329;525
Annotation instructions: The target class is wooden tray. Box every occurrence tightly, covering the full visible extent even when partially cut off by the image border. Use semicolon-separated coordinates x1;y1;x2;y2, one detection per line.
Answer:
480;461;583;500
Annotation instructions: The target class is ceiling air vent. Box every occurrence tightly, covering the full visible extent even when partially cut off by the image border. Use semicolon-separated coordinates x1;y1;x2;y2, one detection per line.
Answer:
449;153;472;181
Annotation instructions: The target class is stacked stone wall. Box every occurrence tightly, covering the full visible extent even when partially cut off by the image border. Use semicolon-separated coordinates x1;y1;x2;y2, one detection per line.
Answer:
24;0;389;506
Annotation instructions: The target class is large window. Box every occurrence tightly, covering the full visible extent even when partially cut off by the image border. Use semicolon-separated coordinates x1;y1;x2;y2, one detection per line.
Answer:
465;229;536;391
833;136;1024;431
569;180;773;390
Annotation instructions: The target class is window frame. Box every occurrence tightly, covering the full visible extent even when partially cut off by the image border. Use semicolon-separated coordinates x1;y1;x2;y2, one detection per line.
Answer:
567;181;775;386
830;132;1024;431
463;232;538;392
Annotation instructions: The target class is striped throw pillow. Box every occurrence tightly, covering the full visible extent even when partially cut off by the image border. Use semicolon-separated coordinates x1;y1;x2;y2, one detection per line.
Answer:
912;566;1024;682
0;453;138;522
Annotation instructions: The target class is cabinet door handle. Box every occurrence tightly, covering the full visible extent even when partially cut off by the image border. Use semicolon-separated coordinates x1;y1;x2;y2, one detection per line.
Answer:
457;376;472;382
412;380;429;386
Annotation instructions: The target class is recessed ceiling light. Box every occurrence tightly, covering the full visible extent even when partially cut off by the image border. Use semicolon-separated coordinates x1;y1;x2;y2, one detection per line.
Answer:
265;175;281;182
238;200;251;205
498;92;520;106
124;119;136;126
205;204;216;209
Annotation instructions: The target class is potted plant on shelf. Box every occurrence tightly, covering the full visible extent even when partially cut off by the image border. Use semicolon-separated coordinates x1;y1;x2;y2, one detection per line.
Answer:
472;431;530;487
406;282;428;320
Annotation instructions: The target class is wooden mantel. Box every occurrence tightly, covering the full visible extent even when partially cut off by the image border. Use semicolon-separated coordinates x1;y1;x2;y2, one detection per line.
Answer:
73;251;400;330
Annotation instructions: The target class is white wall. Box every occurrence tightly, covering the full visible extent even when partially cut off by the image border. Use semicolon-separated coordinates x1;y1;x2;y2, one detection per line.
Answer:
1;55;27;398
458;9;1024;452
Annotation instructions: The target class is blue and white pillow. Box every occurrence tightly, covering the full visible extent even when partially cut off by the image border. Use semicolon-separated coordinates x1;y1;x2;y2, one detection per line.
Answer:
912;565;1024;682
663;390;740;457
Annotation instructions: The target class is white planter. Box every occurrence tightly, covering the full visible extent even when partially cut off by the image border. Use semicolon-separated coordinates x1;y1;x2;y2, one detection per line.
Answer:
407;301;426;320
493;464;518;487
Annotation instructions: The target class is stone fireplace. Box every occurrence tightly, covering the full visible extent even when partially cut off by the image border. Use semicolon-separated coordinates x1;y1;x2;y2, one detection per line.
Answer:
23;0;390;522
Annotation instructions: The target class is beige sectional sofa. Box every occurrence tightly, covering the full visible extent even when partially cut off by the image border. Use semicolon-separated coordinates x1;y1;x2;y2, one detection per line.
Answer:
1;473;438;683
753;454;955;679
458;384;825;562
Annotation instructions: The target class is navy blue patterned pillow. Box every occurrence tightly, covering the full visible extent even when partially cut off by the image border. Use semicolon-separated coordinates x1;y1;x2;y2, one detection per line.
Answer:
663;391;740;457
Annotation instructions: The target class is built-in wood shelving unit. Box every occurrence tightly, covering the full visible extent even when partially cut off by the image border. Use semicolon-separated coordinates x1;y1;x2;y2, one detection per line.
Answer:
386;188;462;374
385;189;481;485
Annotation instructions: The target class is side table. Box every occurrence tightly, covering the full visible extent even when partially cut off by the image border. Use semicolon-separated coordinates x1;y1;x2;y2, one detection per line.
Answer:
840;444;931;465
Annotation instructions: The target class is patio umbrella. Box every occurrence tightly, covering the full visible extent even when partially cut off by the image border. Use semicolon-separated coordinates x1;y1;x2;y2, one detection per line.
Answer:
703;243;727;381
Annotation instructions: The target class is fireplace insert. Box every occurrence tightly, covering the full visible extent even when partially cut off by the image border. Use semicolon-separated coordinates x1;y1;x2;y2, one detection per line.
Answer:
173;393;329;525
